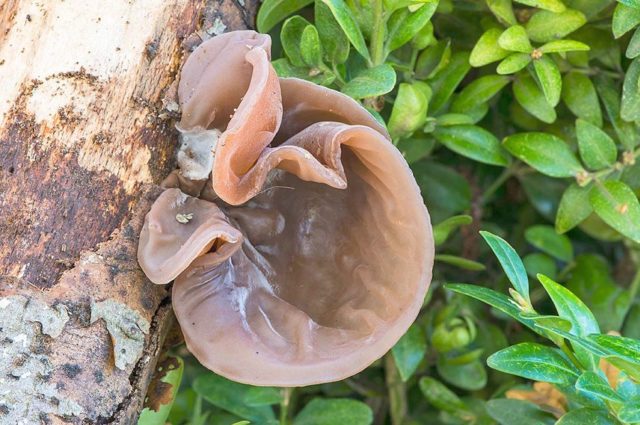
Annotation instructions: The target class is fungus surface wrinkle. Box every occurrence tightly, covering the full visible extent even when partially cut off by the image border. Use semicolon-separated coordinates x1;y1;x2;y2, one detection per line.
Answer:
138;30;434;386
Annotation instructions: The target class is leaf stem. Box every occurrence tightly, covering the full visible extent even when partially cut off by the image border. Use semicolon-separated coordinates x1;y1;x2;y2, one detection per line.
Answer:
481;165;516;205
384;354;407;425
280;387;294;425
370;0;386;66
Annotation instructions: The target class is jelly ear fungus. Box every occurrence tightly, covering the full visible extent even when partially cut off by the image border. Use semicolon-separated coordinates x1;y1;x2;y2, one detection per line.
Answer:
138;30;434;386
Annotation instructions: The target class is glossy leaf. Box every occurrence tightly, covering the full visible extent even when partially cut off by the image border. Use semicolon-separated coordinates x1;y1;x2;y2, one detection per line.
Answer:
575;119;617;170
612;3;640;38
487;0;517;25
556;183;593;233
320;0;370;61
621;57;640;122
451;75;510;114
533;55;562;107
281;16;312;67
498;25;533;53
590;180;640;243
513;74;556;123
419;377;467;413
523;253;557;280
434;125;509;166
397;136;435;164
388;82;429;140
392;323;427;382
437;357;488;391
497;53;532;74
596;75;638;150
293;398;373;425
486;399;555;425
257;0;314;33
513;0;566;12
562;72;602;126
413;161;471;222
540;39;589;53
341;64;396;99
575;371;623;402
526;9;587;43
487;343;579;384
315;1;350;64
556;408;617;425
525;225;573;261
386;3;438;52
480;231;530;302
470;28;509;67
627;27;640;59
429;52;471;113
503;132;583;177
433;215;472;246
301;25;323;68
436;255;486;271
619;399;640;423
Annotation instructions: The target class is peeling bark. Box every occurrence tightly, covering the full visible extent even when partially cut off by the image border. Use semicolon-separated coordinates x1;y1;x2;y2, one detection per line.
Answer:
0;0;258;422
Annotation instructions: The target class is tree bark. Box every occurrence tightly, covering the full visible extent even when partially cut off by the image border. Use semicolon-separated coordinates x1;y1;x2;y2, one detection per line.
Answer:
0;0;257;422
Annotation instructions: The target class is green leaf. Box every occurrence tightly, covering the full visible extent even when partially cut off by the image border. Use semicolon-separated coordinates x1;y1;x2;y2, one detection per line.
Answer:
618;0;640;8
502;132;584;177
556;408;617;425
392;323;427;382
533;55;562;107
561;72;602;126
388;82;428;139
588;334;640;366
418;377;467;413
193;373;279;424
434;215;473;246
138;357;184;425
341;64;396;99
480;231;529;302
613;3;640;38
315;1;350;64
293;399;373;425
451;75;510;114
436;254;486;271
619;398;640;423
513;74;556;123
627;27;640;59
526;9;587;43
281;16;312;67
575;119;617;171
498;25;533;53
437;357;488;391
301;25;323;68
434;125;509;166
487;343;579;384
556;183;593;233
386;3;438;52
487;0;517;26
486;399;556;425
523;253;558;280
590;180;640;243
513;0;566;12
525;225;573;261
621;57;640;122
575;371;623;402
430;52;471;113
444;283;538;332
567;254;631;332
497;53;532;74
397;135;435;164
320;0;370;61
257;0;313;33
538;274;600;369
413;161;470;222
272;58;335;85
540;39;590;53
470;28;510;67
595;75;638;150
416;39;451;79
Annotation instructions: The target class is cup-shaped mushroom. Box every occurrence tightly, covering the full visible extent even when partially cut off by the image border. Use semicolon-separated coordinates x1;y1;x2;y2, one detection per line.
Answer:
172;122;433;386
178;30;283;205
138;188;242;284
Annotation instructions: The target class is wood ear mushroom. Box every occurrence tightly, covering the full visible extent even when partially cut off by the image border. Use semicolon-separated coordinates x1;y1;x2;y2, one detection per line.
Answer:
138;30;434;386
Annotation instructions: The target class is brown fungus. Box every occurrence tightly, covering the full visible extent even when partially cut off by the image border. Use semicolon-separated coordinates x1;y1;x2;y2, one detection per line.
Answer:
138;31;434;386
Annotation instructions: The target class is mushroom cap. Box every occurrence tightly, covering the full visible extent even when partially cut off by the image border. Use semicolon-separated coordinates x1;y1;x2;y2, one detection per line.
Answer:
173;122;433;386
137;188;242;285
